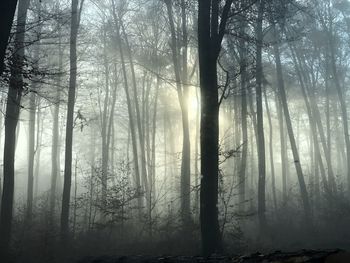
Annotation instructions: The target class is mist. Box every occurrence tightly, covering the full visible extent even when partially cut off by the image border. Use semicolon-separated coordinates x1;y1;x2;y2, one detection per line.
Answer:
1;0;350;262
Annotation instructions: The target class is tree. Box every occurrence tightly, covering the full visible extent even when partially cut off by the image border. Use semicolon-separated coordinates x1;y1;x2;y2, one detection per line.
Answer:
0;0;19;73
27;0;42;223
110;0;143;214
255;0;267;234
0;0;30;256
238;9;248;213
198;0;233;255
328;18;350;194
50;12;64;220
164;0;191;226
272;22;312;223
61;0;84;243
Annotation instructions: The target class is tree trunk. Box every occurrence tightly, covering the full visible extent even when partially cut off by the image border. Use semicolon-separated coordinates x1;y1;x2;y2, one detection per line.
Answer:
264;89;277;211
164;0;191;225
275;87;288;204
61;0;80;243
0;0;30;256
88;127;96;230
273;25;311;223
198;0;221;254
290;47;329;193
73;158;78;237
106;64;118;178
27;86;36;222
194;84;200;216
255;0;267;234
328;36;350;193
180;0;191;226
151;76;160;207
111;1;142;213
50;26;63;219
34;101;42;201
199;56;221;255
101;27;110;207
293;46;336;192
120;15;149;203
238;17;248;213
198;0;233;254
289;45;332;192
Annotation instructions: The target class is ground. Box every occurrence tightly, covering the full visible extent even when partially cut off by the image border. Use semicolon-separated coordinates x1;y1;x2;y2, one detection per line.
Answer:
78;249;350;263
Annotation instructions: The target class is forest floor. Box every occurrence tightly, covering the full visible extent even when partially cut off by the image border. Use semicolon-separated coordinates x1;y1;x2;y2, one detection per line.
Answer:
78;249;350;263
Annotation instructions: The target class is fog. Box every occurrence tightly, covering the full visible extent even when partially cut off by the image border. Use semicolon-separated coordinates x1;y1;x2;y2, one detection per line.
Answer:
1;0;350;262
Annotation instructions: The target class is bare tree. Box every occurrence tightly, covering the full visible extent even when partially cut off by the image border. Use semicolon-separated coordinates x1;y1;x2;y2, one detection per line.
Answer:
164;0;191;226
255;0;267;234
61;0;84;243
0;0;30;256
198;0;233;255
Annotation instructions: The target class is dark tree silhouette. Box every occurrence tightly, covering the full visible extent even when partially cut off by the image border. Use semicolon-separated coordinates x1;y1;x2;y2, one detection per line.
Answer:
0;0;30;258
0;0;19;73
198;0;233;255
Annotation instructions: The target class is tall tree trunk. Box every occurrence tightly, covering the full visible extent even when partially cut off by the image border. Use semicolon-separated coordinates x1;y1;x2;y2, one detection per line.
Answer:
88;127;96;230
248;85;258;194
27;87;36;222
293;46;336;191
106;64;118;178
34;101;42;201
73;158;78;237
325;68;332;179
329;36;350;193
164;0;191;225
289;45;332;192
198;0;233;255
275;88;288;204
290;47;329;193
264;89;277;211
0;0;30;256
116;7;149;208
194;85;200;216
101;27;110;207
144;77;152;235
255;0;266;234
50;26;63;219
163;103;168;204
0;102;3;206
120;16;149;202
238;17;248;213
198;0;221;254
151;76;160;207
29;0;42;214
61;0;80;243
273;25;311;223
313;138;321;206
180;0;191;225
233;93;241;180
111;1;142;213
199;50;221;255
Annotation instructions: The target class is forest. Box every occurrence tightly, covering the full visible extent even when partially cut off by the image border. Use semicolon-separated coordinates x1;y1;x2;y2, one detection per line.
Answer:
1;0;350;262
